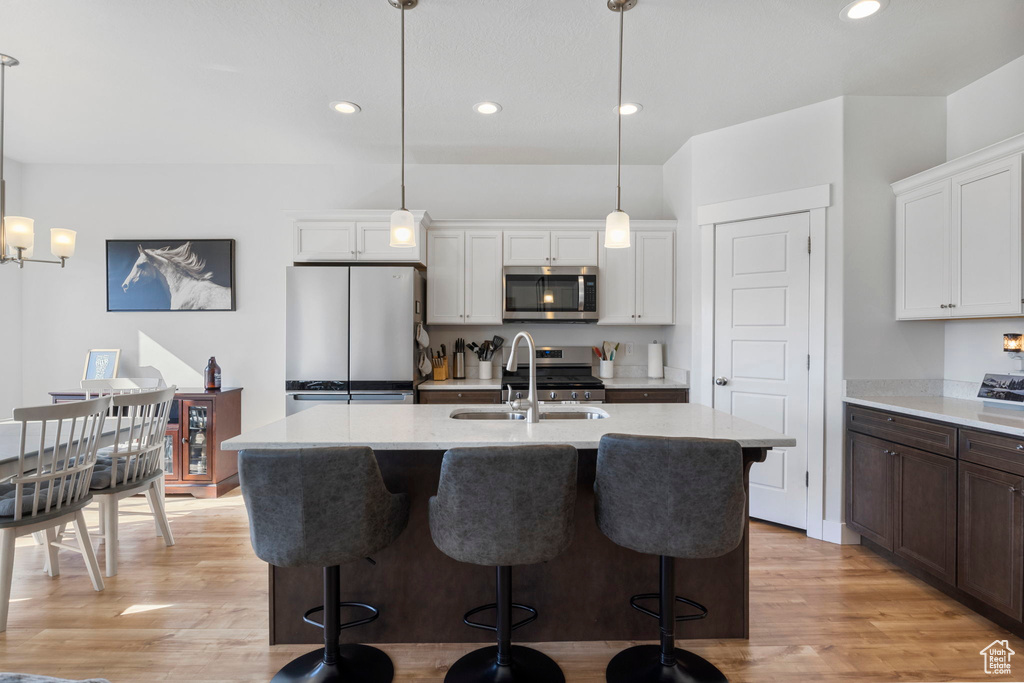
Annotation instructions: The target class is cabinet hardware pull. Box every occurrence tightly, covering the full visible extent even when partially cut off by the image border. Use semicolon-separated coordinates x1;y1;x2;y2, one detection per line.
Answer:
181;438;188;444
1011;487;1019;493
1017;445;1023;451
949;303;956;308
457;393;462;398
643;393;649;398
887;417;894;422
940;304;948;309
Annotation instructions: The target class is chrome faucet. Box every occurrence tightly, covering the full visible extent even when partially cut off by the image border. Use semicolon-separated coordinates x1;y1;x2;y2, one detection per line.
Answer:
505;331;540;423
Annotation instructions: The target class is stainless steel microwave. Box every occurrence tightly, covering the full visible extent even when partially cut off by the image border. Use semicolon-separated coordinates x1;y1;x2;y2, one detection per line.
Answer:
503;266;598;322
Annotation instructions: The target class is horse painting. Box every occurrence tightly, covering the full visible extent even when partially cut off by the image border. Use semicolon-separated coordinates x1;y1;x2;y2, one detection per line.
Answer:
113;241;234;311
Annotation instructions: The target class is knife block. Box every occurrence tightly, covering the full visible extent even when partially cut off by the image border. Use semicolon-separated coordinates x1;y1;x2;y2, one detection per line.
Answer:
432;357;449;382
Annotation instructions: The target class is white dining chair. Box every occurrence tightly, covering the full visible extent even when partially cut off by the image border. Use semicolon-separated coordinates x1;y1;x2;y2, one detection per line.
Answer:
0;396;110;632
89;387;176;577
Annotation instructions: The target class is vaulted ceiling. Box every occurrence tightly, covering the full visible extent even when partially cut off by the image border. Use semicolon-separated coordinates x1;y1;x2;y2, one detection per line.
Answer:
1;0;1022;165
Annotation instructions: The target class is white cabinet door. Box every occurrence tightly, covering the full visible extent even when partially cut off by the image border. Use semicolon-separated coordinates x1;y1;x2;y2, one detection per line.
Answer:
896;180;952;320
426;231;465;324
294;221;356;262
635;231;675;325
503;232;551;266
598;231;637;325
357;222;423;262
464;231;503;325
551;231;598;266
952;155;1023;317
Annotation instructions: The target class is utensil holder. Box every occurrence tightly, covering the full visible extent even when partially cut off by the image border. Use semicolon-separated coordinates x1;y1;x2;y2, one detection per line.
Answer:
479;360;493;380
599;360;614;379
453;353;466;380
432;358;449;382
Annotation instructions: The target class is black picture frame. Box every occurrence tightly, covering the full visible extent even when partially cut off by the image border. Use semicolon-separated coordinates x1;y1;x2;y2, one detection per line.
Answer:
106;239;236;312
978;373;1024;404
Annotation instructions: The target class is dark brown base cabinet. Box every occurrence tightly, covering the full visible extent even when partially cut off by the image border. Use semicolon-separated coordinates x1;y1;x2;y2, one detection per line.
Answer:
416;387;689;405
51;387;242;499
846;404;1024;636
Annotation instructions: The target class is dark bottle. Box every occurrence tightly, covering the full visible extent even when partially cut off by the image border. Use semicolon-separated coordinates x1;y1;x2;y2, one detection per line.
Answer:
204;356;222;391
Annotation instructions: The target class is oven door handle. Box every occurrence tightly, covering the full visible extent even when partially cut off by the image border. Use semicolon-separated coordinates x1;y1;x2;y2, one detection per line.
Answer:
578;275;585;312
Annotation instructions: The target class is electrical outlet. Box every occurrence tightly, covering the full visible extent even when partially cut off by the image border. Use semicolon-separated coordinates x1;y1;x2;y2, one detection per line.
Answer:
626;342;635;356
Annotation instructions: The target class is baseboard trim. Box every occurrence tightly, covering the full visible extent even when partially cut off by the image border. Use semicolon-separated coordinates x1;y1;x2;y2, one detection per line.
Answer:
822;520;861;545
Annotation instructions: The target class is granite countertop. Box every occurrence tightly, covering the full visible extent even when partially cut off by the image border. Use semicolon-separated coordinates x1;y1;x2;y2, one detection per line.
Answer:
417;377;689;391
845;395;1024;438
222;403;794;451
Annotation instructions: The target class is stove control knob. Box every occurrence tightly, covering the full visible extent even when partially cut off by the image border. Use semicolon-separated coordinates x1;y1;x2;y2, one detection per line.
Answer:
584;392;592;400
549;391;558;400
515;392;522;400
571;392;579;400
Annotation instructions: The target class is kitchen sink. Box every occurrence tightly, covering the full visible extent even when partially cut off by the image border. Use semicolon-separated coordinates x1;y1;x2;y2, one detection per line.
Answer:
450;411;528;420
449;408;609;421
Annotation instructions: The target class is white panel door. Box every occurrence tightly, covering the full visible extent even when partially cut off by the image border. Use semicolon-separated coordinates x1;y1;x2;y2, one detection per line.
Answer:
635;231;675;325
551;231;598;266
952;155;1022;317
464;231;503;325
714;213;810;529
503;231;551;266
294;221;356;262
426;231;465;324
896;180;952;320
598;231;636;325
358;222;423;262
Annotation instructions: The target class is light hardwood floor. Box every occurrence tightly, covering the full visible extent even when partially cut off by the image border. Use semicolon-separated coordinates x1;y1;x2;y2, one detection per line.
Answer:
0;491;1020;682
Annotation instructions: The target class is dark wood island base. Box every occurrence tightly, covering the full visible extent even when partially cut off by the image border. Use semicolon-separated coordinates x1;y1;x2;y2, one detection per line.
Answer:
269;447;767;645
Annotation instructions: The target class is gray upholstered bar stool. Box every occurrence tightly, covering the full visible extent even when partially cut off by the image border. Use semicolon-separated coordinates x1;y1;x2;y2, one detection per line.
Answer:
429;445;578;683
595;434;746;683
239;447;409;683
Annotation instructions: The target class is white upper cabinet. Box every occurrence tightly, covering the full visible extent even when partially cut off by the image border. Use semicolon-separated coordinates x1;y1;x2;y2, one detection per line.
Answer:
893;136;1024;321
635;232;675;324
293;211;429;264
426;230;466;325
294;221;356;262
551;231;598;266
503;231;552;266
598;230;674;325
427;230;502;325
951;156;1022;317
896;180;952;319
464;232;503;324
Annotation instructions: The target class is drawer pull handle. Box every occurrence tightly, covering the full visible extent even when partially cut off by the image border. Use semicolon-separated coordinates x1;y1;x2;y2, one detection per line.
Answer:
886;417;894;422
457;393;463;398
1011;487;1019;493
1017;445;1024;451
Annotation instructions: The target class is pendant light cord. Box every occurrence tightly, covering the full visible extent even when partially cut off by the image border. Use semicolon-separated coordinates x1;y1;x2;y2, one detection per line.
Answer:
615;4;624;212
400;4;407;211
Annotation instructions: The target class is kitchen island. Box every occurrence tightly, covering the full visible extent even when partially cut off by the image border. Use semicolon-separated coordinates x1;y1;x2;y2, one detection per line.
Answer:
222;403;794;645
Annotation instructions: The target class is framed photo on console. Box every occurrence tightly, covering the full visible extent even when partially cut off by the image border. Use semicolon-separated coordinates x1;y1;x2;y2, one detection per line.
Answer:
83;349;121;381
106;239;236;312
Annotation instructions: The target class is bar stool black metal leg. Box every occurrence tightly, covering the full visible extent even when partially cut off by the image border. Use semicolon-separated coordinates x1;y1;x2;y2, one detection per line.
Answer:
444;566;565;683
605;556;728;683
272;566;395;683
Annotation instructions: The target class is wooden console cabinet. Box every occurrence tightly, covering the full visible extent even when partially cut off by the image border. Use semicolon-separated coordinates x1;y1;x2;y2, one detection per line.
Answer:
846;403;1024;635
50;387;242;498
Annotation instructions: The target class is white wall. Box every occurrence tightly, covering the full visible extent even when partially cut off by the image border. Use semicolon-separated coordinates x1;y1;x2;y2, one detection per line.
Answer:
16;162;665;430
942;55;1024;382
660;141;693;372
0;158;24;419
947;55;1024;161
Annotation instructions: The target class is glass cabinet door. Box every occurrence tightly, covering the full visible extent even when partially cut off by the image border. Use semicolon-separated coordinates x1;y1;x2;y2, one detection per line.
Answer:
183;400;214;481
162;427;179;481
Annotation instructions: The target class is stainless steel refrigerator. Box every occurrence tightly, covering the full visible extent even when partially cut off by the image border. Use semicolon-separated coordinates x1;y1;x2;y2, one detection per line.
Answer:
285;266;424;415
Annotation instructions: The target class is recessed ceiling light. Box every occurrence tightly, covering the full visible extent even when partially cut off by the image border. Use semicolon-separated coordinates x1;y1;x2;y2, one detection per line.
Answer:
473;102;502;115
840;0;887;21
330;101;361;114
616;103;643;116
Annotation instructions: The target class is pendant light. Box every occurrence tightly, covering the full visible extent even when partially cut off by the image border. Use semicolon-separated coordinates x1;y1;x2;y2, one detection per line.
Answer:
389;0;418;248
0;54;76;268
604;0;636;250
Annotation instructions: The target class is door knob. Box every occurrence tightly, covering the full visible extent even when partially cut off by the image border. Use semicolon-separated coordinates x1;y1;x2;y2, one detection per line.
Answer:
714;377;729;386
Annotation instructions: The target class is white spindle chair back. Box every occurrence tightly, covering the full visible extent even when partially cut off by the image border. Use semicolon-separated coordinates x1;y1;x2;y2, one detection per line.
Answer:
10;397;112;522
102;387;176;490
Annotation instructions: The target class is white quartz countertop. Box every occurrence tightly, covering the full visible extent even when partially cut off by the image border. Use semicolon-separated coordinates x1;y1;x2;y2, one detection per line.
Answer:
222;403;794;451
417;377;689;391
845;396;1024;438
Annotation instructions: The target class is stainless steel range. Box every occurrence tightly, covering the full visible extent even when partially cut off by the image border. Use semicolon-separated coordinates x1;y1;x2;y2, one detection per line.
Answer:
501;346;604;404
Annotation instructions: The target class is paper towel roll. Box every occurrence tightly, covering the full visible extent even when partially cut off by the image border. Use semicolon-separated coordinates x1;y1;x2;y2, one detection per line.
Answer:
648;343;664;378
